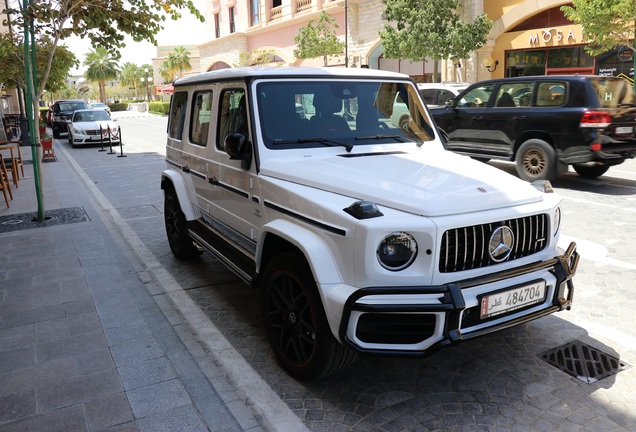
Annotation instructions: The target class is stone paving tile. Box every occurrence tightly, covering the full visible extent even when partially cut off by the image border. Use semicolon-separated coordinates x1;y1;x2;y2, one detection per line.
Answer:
125;379;191;419
84;392;135;431
0;405;87;432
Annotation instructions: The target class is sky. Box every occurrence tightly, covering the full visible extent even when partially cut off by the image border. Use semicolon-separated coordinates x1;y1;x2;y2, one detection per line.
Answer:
64;2;208;75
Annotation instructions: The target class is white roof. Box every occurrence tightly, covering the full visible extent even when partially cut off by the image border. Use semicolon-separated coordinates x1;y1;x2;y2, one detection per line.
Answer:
174;66;411;87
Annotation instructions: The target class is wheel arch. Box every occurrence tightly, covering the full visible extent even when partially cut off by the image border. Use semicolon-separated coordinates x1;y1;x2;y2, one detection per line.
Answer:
160;170;197;221
255;219;343;286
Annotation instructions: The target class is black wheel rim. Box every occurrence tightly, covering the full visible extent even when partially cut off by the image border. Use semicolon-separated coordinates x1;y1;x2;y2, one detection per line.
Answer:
265;270;316;366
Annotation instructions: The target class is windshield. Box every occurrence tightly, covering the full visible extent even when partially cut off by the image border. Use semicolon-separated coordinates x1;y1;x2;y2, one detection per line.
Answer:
256;80;435;149
73;110;111;122
590;77;636;107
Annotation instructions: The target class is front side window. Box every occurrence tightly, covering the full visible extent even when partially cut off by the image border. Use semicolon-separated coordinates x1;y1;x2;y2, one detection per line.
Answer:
256;80;435;149
190;91;213;146
217;89;247;150
456;85;494;108
168;91;188;140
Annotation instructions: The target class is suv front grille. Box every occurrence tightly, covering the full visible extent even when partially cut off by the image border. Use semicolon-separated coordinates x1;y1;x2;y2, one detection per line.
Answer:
439;214;549;273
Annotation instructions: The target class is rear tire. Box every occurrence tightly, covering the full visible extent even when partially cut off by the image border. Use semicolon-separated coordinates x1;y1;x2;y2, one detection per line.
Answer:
164;186;200;259
572;162;610;178
516;139;557;181
261;252;356;380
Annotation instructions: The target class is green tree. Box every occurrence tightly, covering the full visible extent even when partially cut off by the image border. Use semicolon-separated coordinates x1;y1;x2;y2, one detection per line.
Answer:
235;49;279;67
380;0;492;81
119;62;143;99
5;0;202;219
84;47;120;103
160;46;192;80
561;0;636;57
294;11;345;66
0;33;78;95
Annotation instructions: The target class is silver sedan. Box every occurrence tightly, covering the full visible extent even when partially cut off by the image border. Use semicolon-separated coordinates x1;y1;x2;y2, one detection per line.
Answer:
67;109;121;147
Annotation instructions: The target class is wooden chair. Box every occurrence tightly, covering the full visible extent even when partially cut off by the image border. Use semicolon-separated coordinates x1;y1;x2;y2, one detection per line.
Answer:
0;156;13;208
0;145;19;188
0;140;24;179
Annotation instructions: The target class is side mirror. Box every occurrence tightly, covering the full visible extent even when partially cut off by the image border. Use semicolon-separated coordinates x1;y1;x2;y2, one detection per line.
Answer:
445;98;454;107
224;132;252;169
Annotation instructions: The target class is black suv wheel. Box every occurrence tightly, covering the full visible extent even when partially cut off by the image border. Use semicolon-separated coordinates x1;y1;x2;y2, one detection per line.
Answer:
516;139;557;182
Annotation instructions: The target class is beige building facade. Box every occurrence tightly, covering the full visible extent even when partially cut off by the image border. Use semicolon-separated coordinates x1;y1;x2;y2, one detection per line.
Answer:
181;0;633;85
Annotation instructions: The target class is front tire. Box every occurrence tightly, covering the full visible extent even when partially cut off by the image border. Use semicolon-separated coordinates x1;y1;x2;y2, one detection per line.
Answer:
572;162;610;178
164;186;199;259
261;252;356;380
53;124;61;139
516;139;557;181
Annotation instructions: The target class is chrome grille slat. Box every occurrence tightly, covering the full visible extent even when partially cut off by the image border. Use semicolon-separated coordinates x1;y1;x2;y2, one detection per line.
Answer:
439;214;549;273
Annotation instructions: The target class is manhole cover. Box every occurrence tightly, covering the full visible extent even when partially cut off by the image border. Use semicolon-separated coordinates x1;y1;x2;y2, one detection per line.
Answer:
540;340;630;384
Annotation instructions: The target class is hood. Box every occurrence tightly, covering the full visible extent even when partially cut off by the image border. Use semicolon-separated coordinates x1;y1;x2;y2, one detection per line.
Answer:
260;147;543;217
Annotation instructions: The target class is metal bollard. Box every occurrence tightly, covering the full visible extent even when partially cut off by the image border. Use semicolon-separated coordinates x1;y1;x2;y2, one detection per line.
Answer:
116;126;126;158
98;125;107;152
107;125;116;154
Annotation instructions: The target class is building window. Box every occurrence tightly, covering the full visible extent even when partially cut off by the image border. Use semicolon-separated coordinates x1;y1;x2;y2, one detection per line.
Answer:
229;7;235;33
214;13;220;38
250;0;259;26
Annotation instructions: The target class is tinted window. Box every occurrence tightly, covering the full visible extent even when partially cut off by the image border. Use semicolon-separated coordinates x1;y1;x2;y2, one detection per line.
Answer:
168;91;188;140
190;91;213;146
419;89;436;104
495;82;534;108
536;82;566;107
456;85;494;108
438;89;456;105
590;77;635;107
217;89;247;150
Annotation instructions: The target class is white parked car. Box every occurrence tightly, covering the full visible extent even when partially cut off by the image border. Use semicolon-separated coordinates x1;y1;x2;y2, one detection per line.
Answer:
161;67;578;380
67;109;120;147
417;82;469;107
89;102;111;115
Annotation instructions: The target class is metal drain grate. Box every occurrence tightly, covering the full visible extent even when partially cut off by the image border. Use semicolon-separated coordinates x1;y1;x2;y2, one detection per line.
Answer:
540;340;630;384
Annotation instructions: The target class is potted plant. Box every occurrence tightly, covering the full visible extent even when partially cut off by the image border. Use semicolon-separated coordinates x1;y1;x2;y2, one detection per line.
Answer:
41;133;56;160
39;117;47;135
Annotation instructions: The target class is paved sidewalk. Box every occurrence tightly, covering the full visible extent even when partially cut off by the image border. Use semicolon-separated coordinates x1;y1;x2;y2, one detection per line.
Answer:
0;139;264;431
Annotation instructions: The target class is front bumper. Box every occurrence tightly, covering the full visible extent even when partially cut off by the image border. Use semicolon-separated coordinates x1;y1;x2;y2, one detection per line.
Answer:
339;242;579;356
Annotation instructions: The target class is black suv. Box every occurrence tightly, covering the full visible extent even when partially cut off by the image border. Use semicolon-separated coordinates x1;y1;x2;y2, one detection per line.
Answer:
51;100;87;138
429;75;636;181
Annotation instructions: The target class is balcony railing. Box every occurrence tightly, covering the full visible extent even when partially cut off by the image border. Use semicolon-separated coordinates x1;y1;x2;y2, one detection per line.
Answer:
296;0;312;12
270;6;283;21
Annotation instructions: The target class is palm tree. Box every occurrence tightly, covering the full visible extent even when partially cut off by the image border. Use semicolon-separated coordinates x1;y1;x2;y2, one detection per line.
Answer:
83;47;120;103
119;62;142;99
161;46;192;81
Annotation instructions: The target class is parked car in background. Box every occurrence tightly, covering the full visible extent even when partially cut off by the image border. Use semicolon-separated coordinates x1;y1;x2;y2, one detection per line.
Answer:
161;67;578;380
417;82;469;108
89;102;111;115
430;75;636;181
67;109;119;147
46;104;54;127
52;100;88;138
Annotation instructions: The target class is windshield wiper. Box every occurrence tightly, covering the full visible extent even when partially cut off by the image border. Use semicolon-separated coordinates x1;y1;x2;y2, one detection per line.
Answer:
273;137;353;152
354;134;409;142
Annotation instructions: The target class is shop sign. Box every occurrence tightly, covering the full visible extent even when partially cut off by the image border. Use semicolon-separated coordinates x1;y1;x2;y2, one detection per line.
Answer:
529;28;578;45
617;47;633;62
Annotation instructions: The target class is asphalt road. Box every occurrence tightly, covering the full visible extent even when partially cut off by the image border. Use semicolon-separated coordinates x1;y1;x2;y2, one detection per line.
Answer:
59;111;636;431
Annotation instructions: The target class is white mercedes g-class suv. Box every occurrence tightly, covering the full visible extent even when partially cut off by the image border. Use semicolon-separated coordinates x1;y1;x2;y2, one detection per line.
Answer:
161;67;578;380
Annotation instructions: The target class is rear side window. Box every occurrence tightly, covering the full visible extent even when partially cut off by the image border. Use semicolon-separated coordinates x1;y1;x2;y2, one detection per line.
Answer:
168;91;188;140
190;91;213;146
590;78;635;107
536;82;566;107
495;82;533;108
419;89;436;105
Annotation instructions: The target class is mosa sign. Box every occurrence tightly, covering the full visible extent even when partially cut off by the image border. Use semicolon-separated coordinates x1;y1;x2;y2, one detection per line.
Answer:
529;28;579;45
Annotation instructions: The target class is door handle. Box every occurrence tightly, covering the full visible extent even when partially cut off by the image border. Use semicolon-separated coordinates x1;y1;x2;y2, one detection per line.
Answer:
209;177;219;185
472;115;484;121
513;116;526;120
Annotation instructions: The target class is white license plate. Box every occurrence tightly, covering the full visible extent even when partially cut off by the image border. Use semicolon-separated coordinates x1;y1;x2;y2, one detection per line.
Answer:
615;126;633;134
480;281;546;319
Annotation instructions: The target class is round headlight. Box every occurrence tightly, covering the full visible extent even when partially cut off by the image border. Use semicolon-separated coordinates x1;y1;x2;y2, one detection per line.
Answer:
554;207;561;236
377;232;418;271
